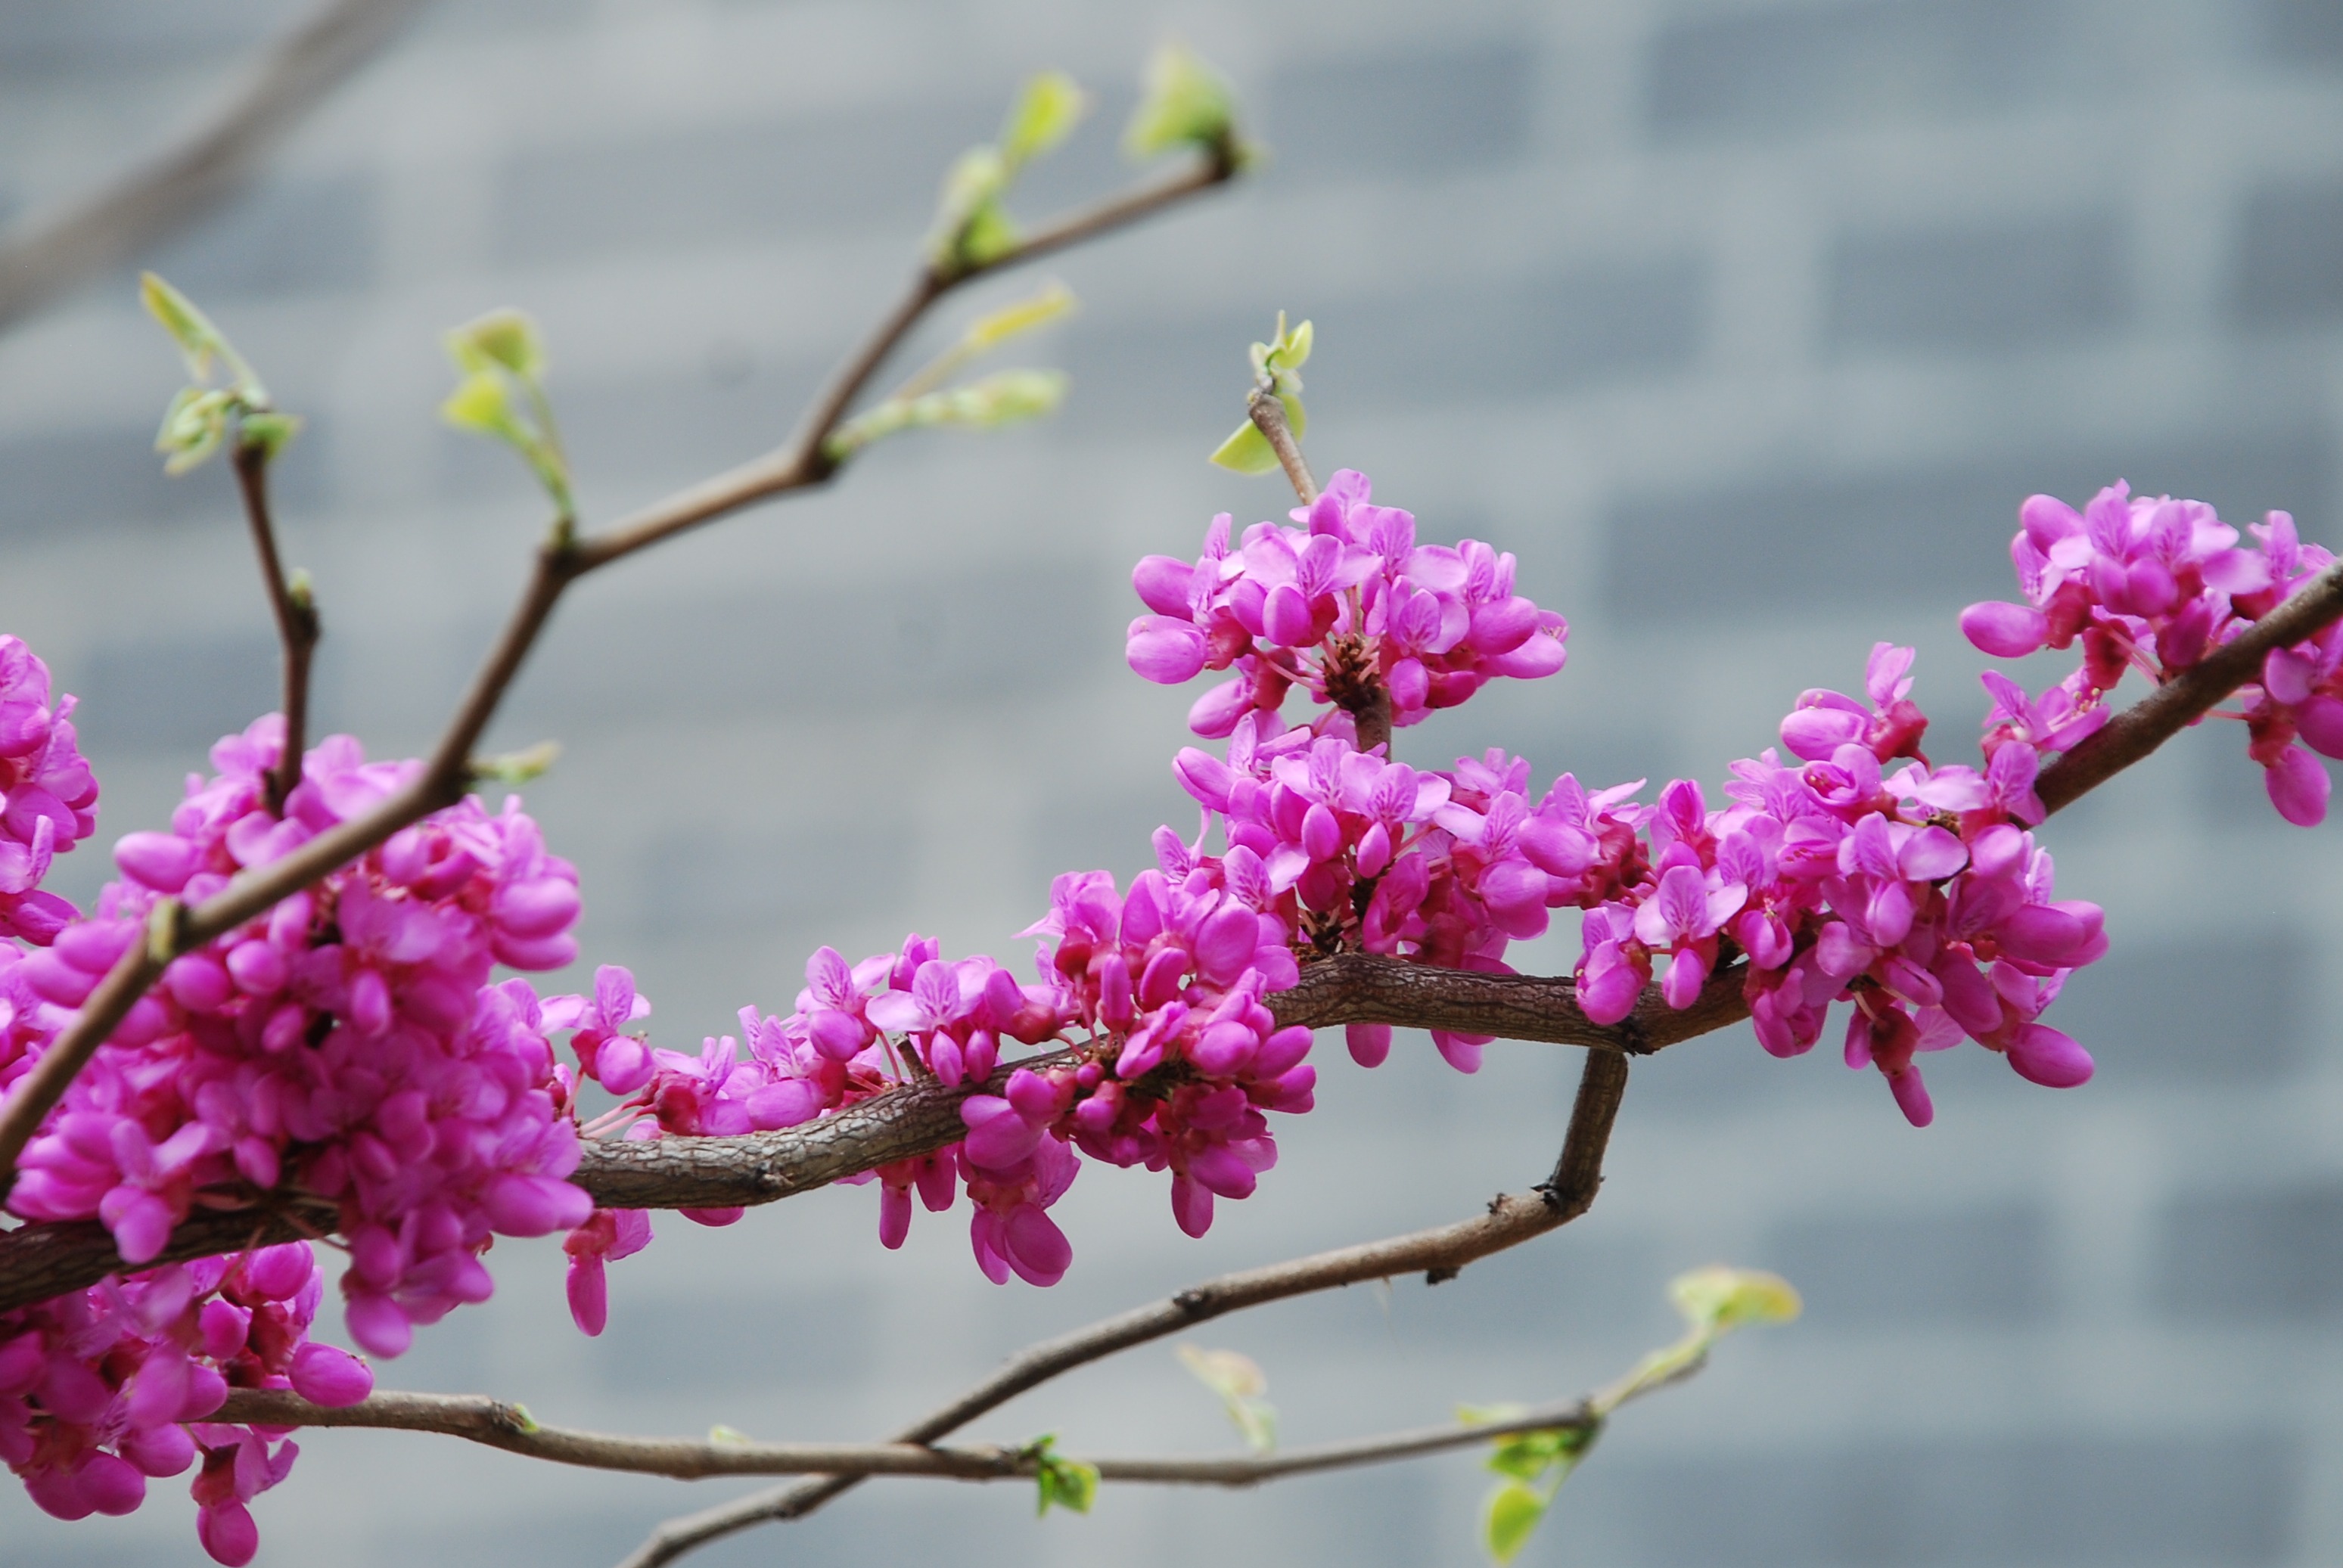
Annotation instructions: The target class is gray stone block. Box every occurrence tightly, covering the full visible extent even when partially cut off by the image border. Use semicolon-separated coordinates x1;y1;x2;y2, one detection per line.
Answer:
502;557;1113;733
0;415;334;539
1586;1429;2297;1564
634;821;912;939
495;102;995;262
2256;0;2343;62
2046;931;2304;1082
1604;430;2332;620
1645;0;2076;138
2231;175;2343;327
600;1281;879;1391
1265;40;1539;180
1829;214;2127;352
2159;1182;2343;1320
70;626;280;755
0;0;293;79
1764;1202;2052;1325
138;172;378;300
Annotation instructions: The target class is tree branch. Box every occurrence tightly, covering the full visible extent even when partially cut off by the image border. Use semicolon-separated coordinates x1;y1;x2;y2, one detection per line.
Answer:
570;151;1235;574
1246;389;1317;507
619;1048;1632;1567
0;967;1680;1312
212;1385;1599;1486
232;442;320;813
2033;555;2343;813
0;152;1237;1199
0;0;437;335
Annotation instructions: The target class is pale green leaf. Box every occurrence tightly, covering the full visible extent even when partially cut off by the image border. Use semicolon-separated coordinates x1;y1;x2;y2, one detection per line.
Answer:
238;410;303;461
958;199;1022;268
929;145;1011;270
471;741;561;787
139;272;225;381
1000;70;1089;171
1456;1403;1533;1427
1176;1345;1277;1453
447;308;546;381
154;386;233;474
1670;1265;1802;1333
140;272;267;401
1484;1480;1549;1565
440;371;519;439
707;1424;751;1445
1209;420;1278;475
964;281;1077;352
1125;42;1237;160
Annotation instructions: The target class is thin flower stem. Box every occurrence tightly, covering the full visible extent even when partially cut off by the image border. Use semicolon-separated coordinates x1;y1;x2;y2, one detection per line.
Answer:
0;154;1238;1200
232;439;319;813
213;1383;1603;1486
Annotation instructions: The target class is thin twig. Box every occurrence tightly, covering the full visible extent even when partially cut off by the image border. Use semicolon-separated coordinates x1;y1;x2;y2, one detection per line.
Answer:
1247;389;1317;507
2034;556;2343;812
232;441;320;812
573;152;1238;573
213;1385;1599;1486
618;1049;1632;1567
0;0;437;334
0;156;1238;1198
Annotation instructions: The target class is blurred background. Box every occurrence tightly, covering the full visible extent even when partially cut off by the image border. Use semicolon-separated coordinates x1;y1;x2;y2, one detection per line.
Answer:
4;0;2342;1563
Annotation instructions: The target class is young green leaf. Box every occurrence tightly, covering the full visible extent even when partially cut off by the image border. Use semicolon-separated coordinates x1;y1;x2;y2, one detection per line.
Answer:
1176;1344;1278;1453
1484;1480;1551;1565
1125;42;1238;161
1209;313;1312;472
237;410;304;462
438;312;573;523
471;741;561;787
139;272;226;383
1000;71;1089;172
928;145;1015;272
1670;1265;1802;1333
825;368;1067;460
447;307;546;381
1026;1436;1099;1517
964;281;1078;352
154;387;235;475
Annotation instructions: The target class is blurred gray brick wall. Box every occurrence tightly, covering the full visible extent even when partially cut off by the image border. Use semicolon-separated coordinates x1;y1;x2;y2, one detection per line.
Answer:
5;2;2343;1566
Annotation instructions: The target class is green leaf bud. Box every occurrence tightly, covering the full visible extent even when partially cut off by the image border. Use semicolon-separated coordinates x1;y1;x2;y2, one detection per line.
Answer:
999;70;1089;172
1125;42;1239;162
446;307;547;382
471;741;561;787
155;387;235;475
238;410;303;461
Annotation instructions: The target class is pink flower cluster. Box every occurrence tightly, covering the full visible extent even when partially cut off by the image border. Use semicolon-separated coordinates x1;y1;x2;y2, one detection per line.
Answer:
2;1241;371;1564
1564;644;2108;1125
564;873;1316;1299
6;719;591;1359
0;635;98;951
1961;483;2341;824
1126;469;1568;735
1173;718;1644;1073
